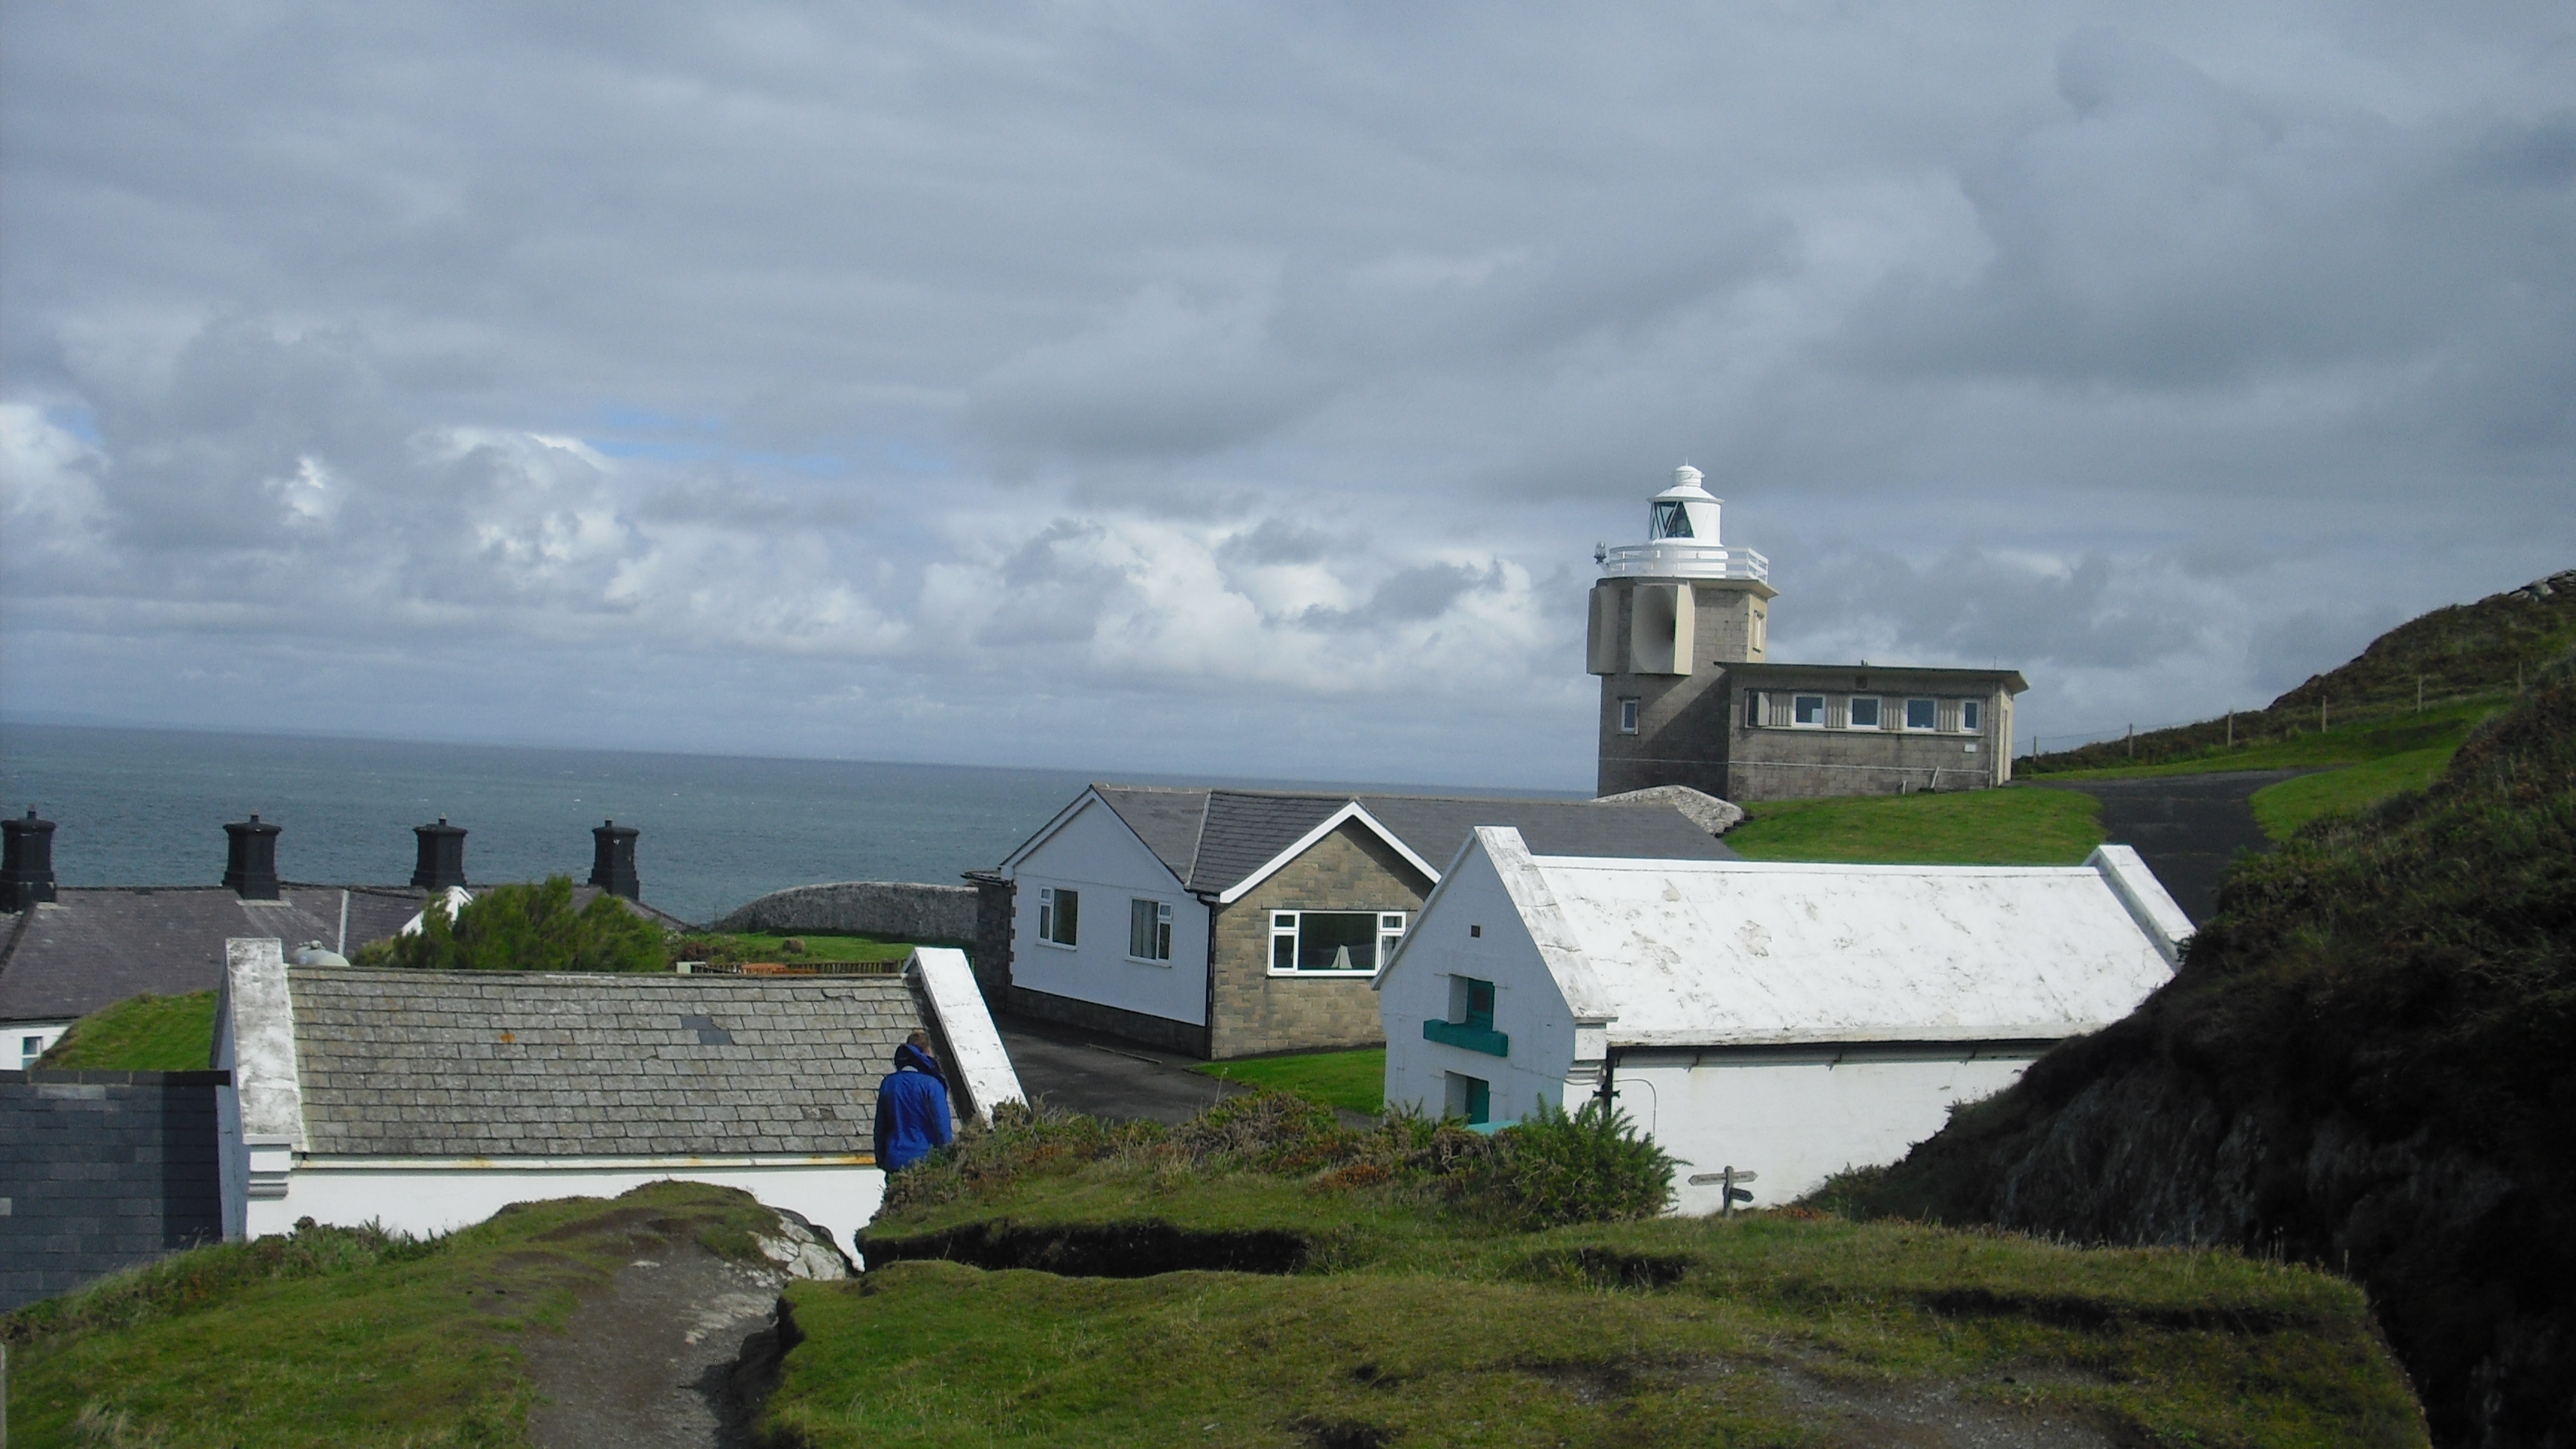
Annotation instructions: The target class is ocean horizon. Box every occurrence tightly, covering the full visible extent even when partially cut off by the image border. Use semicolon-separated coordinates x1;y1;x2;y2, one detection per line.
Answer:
0;722;1583;926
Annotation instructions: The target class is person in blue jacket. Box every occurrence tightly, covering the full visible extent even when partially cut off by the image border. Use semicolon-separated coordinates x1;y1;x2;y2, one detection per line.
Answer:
873;1032;953;1171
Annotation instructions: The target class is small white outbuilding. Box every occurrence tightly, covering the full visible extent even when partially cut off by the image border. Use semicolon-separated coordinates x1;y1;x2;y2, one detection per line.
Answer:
1377;827;2192;1213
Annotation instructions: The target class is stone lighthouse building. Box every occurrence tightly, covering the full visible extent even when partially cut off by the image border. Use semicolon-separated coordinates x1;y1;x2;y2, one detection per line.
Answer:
1590;467;2027;802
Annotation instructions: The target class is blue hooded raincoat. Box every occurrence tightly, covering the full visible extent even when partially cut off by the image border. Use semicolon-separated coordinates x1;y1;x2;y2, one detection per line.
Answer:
873;1042;953;1171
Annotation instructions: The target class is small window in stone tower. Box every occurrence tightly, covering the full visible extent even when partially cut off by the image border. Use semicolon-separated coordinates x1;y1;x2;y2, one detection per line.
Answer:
1617;697;1641;734
1651;499;1693;539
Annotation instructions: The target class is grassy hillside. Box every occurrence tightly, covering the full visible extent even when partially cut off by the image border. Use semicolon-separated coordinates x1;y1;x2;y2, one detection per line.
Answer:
2024;565;2572;780
757;1094;2428;1446
1846;646;2576;1446
1726;782;2104;864
0;1182;783;1446
35;991;217;1070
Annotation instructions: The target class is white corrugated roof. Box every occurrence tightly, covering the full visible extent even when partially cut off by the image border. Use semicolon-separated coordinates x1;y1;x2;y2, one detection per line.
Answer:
1488;830;2182;1046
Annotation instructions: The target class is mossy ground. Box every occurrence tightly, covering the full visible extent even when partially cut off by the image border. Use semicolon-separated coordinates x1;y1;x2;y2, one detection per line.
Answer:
0;1181;784;1448
1194;1046;1387;1114
34;991;218;1070
1725;783;2105;865
775;1177;2425;1448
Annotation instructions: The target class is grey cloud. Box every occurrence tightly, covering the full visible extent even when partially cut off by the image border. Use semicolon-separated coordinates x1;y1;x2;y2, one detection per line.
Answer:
1787;546;2202;670
1218;518;1335;567
1298;562;1502;633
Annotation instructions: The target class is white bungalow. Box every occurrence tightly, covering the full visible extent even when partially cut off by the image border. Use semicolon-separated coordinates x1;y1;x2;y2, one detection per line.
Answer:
213;941;1020;1257
1377;827;2191;1213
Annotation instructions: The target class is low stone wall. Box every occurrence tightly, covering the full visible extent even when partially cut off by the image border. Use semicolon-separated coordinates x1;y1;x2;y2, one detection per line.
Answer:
712;881;979;944
1;1069;226;1312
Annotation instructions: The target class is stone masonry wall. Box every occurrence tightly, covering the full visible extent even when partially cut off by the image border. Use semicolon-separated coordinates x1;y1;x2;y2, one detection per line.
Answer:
1208;824;1431;1059
0;1070;225;1313
712;881;979;944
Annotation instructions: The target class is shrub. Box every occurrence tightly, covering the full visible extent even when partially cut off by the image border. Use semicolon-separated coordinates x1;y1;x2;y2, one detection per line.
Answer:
353;876;669;973
1479;1099;1676;1229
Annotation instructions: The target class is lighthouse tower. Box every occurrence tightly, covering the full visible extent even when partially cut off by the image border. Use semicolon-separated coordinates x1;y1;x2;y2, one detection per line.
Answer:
1587;467;1777;798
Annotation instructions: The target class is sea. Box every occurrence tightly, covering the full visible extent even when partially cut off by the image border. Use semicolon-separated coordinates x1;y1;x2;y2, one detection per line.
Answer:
0;724;1576;926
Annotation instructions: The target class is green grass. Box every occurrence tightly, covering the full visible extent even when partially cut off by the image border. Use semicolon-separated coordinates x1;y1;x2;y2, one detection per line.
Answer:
36;991;218;1070
0;1181;786;1447
1194;1048;1386;1114
675;929;918;964
1724;784;2105;865
2034;700;2493;782
774;1179;2423;1447
2250;745;2459;842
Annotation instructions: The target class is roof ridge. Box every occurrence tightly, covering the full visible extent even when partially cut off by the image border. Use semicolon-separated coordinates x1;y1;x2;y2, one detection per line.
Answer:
1184;791;1214;891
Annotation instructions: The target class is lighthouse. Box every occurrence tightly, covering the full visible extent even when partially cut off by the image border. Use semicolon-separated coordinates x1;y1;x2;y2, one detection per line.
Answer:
1587;467;1778;798
1586;467;2027;802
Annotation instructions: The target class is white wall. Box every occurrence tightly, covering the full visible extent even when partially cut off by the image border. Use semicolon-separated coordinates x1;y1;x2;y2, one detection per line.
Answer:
1380;850;1586;1126
1011;797;1209;1027
1621;1052;2038;1213
251;1161;888;1263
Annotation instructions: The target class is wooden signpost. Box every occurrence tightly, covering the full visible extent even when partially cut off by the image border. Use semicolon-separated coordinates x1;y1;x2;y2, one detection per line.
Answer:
1688;1166;1758;1215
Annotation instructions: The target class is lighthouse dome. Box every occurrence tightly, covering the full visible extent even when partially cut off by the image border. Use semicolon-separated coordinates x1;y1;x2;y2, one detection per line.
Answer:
1648;465;1721;543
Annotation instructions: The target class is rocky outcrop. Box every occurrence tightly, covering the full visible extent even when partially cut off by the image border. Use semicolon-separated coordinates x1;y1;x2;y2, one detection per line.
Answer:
711;880;977;943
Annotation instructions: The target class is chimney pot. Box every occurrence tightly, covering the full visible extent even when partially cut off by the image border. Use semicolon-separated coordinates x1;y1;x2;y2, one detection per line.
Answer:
412;818;469;891
2;806;59;911
590;818;640;901
223;815;282;900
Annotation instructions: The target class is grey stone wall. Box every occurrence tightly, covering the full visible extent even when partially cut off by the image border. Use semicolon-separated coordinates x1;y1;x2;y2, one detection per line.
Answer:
1210;823;1427;1059
711;881;979;944
1;1069;226;1313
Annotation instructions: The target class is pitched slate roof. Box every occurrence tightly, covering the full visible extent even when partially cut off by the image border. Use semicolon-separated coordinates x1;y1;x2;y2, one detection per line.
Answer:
0;884;689;1026
287;967;928;1158
1079;786;1737;897
0;886;422;1025
1436;829;2185;1048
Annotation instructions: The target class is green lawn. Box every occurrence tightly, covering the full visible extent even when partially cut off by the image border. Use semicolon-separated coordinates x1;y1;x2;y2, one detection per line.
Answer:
1724;784;2105;865
2250;746;2460;842
37;991;218;1070
0;1181;785;1447
1194;1048;1386;1114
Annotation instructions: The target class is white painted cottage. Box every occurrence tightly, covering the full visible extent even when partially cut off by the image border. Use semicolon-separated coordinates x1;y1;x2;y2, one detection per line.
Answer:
1377;827;2192;1213
214;941;1020;1256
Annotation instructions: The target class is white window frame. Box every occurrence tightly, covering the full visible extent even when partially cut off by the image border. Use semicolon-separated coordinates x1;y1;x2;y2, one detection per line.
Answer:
1960;699;1983;732
1617;696;1641;734
1267;909;1407;976
1904;697;1938;731
1035;885;1079;948
1793;694;1827;727
1849;695;1882;729
1128;897;1173;963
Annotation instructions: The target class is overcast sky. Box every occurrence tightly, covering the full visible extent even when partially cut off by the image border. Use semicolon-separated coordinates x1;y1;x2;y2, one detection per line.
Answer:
3;3;2570;789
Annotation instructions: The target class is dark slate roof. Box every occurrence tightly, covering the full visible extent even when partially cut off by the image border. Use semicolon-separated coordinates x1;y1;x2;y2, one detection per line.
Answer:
288;967;931;1158
0;884;689;1026
1082;786;1737;897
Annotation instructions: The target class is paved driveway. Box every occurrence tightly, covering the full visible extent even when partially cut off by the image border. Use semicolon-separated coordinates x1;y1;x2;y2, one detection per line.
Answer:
2028;769;2314;925
993;1015;1246;1124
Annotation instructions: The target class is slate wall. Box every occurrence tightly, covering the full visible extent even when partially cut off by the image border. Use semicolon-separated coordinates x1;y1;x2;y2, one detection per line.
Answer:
710;881;979;944
0;1069;226;1313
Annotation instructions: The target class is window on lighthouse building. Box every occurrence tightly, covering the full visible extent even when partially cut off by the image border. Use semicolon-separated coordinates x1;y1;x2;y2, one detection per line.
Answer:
1650;499;1694;539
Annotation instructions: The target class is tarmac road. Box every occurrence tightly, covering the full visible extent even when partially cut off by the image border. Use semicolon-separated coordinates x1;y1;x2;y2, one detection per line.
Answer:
993;1014;1247;1123
2027;768;2315;925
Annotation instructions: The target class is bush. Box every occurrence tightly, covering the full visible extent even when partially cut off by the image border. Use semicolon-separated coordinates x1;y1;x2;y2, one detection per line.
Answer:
1481;1099;1675;1229
352;876;669;973
880;1090;1676;1234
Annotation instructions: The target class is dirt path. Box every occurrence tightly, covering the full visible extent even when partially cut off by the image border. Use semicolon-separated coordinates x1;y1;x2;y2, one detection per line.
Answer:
523;1214;846;1449
2030;769;2314;924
